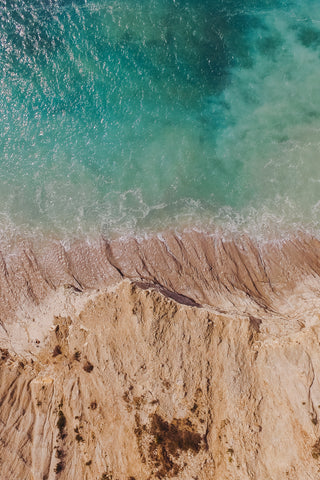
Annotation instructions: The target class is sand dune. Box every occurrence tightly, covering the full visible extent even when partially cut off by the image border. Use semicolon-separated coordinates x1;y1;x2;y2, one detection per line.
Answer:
1;231;320;479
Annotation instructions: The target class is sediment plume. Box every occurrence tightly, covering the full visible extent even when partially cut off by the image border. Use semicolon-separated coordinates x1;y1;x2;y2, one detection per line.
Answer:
1;231;320;479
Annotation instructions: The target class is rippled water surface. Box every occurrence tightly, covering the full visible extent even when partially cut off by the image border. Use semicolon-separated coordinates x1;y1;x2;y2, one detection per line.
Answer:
1;0;320;238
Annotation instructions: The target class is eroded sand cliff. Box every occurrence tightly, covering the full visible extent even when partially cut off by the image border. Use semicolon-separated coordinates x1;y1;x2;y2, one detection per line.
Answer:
1;231;320;479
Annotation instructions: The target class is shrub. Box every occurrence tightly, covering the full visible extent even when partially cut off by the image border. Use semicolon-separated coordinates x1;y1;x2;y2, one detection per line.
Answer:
312;438;320;459
52;345;62;357
73;351;81;361
101;472;112;480
147;413;203;477
57;410;66;436
54;461;64;474
83;360;94;373
56;449;64;459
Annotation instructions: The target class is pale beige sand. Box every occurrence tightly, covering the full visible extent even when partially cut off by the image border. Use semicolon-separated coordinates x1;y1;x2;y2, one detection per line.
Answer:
0;230;320;479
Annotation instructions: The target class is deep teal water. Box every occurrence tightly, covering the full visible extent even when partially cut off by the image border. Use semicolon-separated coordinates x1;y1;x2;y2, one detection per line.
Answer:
1;0;320;238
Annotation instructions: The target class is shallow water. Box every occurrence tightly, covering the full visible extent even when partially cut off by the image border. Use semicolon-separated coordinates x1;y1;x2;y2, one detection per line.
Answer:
1;0;320;239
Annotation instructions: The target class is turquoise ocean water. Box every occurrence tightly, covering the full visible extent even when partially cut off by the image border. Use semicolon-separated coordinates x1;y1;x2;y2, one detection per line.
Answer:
1;0;320;240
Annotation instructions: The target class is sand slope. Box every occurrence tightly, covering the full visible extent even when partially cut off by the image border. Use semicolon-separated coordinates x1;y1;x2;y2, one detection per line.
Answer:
1;232;320;479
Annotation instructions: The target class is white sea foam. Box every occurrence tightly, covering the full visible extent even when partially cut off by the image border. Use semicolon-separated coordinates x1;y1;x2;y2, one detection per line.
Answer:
0;0;320;241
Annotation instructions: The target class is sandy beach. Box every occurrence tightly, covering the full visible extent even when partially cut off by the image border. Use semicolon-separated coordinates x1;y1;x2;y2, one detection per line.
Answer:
1;230;320;479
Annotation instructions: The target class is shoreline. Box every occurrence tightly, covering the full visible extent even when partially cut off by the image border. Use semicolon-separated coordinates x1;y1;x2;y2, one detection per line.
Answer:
1;227;320;323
